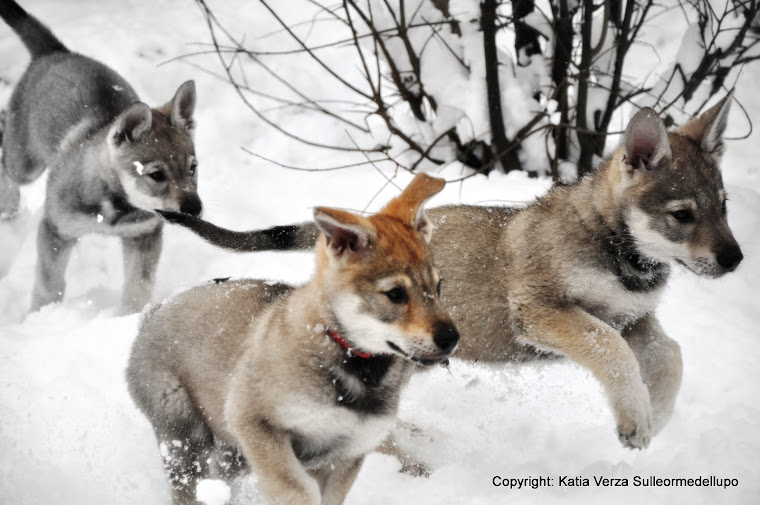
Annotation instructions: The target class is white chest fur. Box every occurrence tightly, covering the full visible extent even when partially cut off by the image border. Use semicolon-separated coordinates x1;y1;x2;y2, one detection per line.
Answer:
565;266;664;330
277;394;395;469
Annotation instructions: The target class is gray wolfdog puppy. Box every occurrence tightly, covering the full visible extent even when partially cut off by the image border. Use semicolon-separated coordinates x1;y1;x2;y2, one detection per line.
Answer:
127;174;459;505
158;95;742;449
0;0;201;313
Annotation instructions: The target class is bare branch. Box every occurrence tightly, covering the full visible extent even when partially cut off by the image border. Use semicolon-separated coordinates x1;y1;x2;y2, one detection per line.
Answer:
258;0;373;100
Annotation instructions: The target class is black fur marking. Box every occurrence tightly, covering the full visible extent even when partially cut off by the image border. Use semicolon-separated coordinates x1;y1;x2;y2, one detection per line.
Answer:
343;353;393;387
80;193;153;226
109;193;135;220
606;226;669;292
386;341;407;357
108;193;154;225
289;430;346;468
330;353;395;416
258;418;276;435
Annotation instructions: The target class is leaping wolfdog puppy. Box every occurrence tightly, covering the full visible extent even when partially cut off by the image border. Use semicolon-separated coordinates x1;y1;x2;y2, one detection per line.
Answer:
127;174;459;505
158;95;743;449
0;0;201;313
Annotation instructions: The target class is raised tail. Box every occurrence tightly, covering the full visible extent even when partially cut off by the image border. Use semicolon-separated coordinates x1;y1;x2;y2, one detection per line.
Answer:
0;0;67;58
156;210;319;252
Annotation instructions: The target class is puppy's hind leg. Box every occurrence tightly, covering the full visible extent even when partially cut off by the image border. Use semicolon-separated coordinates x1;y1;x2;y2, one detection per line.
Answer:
161;430;213;505
127;365;213;505
623;315;683;436
0;112;45;219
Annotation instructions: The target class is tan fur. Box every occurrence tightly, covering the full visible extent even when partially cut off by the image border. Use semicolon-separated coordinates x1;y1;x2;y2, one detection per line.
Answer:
381;175;445;240
127;174;458;504
426;96;741;448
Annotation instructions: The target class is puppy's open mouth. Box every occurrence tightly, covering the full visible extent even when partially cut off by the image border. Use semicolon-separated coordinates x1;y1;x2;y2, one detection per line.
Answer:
386;341;450;366
414;357;450;366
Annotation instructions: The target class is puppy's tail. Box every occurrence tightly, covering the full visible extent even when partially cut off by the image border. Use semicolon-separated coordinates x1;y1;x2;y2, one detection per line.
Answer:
0;0;68;58
156;210;319;252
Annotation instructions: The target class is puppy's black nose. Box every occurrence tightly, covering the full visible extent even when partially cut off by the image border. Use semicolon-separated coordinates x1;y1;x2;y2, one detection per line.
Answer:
433;323;459;354
717;245;743;271
180;195;202;217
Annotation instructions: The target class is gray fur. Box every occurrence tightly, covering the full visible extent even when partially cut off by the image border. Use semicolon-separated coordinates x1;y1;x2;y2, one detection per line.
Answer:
0;1;201;313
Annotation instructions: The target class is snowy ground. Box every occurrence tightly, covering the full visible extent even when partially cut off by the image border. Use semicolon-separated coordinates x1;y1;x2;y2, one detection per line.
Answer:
1;1;759;504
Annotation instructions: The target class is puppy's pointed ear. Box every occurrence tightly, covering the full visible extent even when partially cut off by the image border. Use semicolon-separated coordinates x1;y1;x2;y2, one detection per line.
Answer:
677;90;733;165
314;207;375;257
381;173;446;242
109;102;152;146
162;80;196;131
622;107;671;175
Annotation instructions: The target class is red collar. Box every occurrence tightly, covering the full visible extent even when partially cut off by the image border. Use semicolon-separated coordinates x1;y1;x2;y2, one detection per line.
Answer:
327;328;373;359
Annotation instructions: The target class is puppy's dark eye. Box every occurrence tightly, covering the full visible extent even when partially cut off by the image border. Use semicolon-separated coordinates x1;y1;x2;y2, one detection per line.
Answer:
385;287;408;305
189;163;197;176
670;209;694;223
721;200;727;216
436;279;442;297
148;171;167;183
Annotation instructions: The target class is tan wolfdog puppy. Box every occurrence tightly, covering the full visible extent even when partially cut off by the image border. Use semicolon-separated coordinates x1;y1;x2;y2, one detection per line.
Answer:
157;94;742;450
126;174;459;505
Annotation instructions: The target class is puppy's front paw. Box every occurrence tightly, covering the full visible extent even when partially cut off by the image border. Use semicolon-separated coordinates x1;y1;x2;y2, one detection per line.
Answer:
400;459;430;478
614;380;653;449
378;422;432;478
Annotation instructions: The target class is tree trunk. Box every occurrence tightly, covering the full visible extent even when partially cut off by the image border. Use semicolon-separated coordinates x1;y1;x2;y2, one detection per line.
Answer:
513;0;542;66
575;0;603;176
481;0;522;172
550;0;578;166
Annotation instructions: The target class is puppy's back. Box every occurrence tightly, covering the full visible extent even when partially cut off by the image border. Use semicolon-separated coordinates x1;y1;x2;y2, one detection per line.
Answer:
127;279;292;442
12;53;138;161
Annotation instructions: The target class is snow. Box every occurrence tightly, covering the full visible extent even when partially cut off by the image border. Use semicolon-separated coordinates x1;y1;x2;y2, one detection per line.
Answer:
197;479;232;505
1;1;759;504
